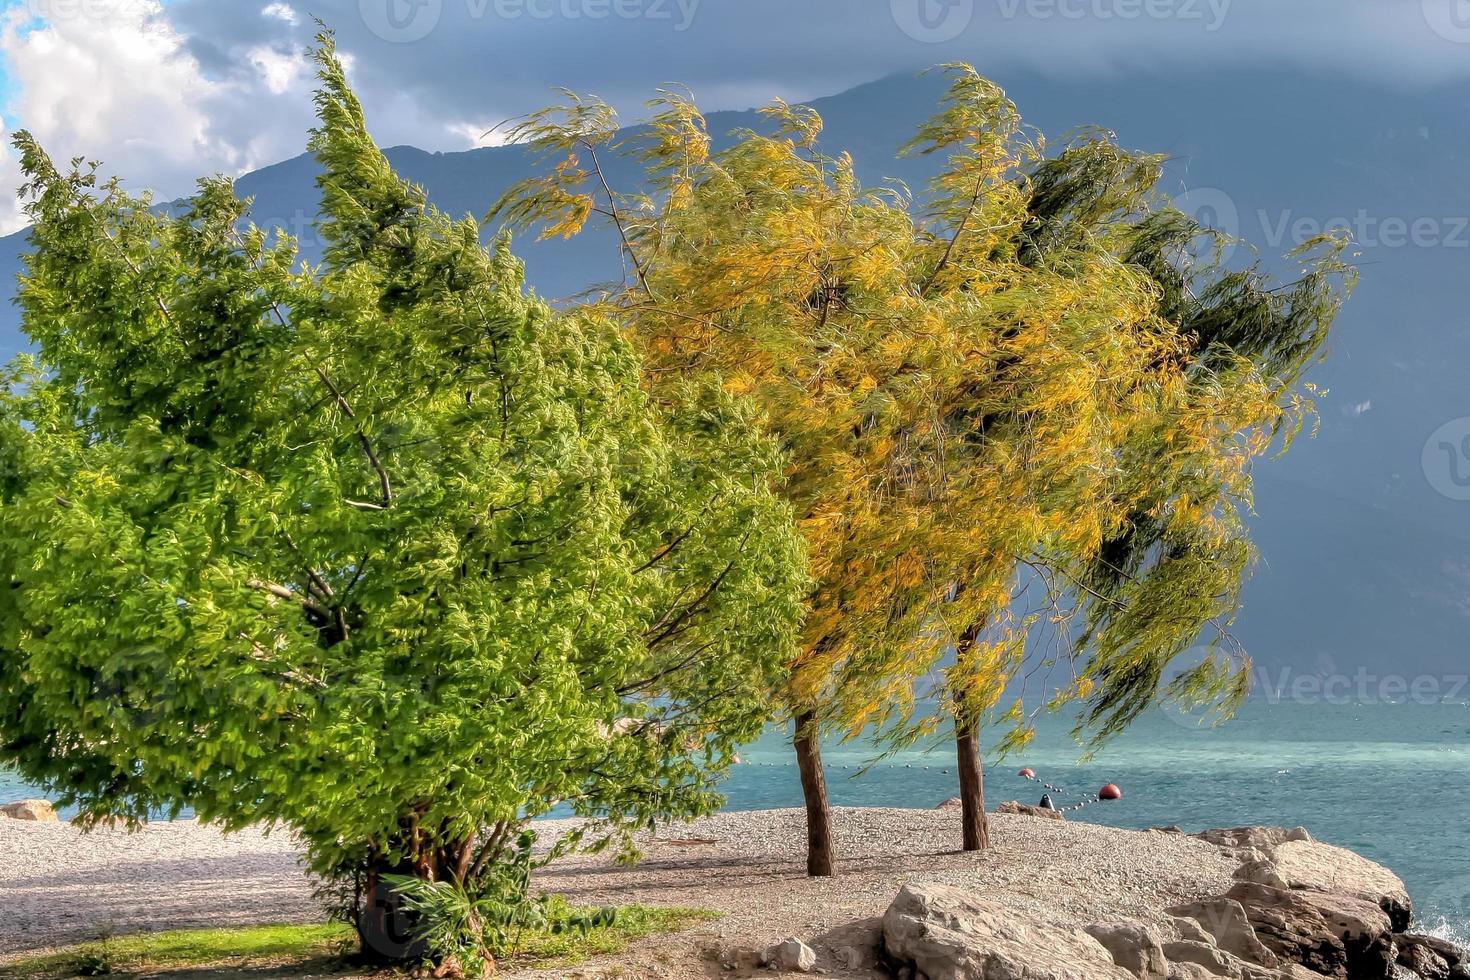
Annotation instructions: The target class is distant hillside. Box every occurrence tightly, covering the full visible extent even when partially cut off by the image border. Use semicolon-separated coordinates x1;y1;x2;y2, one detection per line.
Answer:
5;66;1470;682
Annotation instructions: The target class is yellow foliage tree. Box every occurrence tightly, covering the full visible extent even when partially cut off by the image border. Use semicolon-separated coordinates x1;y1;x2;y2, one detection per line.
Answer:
489;66;1353;875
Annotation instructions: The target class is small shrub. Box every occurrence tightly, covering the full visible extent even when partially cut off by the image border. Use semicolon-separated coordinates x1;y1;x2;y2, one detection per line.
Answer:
69;928;116;976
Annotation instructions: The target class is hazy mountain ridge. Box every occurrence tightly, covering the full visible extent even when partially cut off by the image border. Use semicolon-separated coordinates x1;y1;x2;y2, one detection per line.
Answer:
4;65;1468;680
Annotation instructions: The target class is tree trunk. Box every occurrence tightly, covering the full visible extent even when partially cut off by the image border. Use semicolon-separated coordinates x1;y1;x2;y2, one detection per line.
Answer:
954;716;990;851
793;710;835;877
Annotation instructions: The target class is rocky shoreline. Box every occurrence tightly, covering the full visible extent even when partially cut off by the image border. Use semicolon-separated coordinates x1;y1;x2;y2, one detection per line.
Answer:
1;802;1464;979
877;821;1460;980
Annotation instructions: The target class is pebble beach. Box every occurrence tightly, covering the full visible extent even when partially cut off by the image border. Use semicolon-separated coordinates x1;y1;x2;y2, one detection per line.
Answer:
1;807;1244;977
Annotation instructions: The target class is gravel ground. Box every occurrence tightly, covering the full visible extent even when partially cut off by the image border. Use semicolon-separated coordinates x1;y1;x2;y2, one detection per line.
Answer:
0;807;1239;977
0;819;314;958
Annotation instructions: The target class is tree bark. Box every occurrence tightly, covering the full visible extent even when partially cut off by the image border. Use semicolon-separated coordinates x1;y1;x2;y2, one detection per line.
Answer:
954;716;990;851
793;710;835;877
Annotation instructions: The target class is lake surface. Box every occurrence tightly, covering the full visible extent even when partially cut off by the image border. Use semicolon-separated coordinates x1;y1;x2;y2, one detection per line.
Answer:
721;702;1470;941
4;702;1466;941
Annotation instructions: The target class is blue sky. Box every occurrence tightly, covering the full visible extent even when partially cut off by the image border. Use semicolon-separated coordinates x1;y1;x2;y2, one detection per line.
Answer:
1;0;1469;231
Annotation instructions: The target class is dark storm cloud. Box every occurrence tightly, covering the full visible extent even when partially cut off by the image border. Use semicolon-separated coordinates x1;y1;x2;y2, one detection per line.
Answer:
6;0;1466;235
159;0;1470;142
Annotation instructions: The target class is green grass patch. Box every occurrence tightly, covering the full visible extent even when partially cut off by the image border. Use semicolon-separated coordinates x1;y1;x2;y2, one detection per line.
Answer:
0;904;719;978
0;922;355;978
506;904;719;967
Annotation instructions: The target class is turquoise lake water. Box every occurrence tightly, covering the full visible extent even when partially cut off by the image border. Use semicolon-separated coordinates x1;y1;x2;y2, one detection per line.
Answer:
4;702;1467;940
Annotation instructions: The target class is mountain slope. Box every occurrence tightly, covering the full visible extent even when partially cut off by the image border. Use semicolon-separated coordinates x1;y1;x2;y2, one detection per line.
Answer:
4;65;1468;681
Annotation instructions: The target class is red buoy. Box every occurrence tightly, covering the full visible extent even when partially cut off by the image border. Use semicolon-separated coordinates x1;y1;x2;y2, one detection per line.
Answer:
1018;768;1036;780
1099;783;1123;801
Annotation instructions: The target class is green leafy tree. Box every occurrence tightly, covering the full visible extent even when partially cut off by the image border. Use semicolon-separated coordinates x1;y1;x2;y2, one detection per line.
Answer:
0;36;805;964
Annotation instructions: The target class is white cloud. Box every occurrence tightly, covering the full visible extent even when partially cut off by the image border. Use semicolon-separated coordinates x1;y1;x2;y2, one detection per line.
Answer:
260;3;299;25
246;43;310;95
0;1;317;233
446;120;510;149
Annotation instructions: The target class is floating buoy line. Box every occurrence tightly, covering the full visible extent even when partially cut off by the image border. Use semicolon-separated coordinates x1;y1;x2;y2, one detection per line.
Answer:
730;761;1124;805
1017;769;1123;812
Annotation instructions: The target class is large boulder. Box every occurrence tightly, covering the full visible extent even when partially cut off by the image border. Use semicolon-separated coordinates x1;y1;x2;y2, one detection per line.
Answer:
1224;882;1394;979
1396;934;1469;979
1269;839;1412;932
1399;940;1451;980
1204;827;1412;933
0;799;58;821
1212;885;1344;977
882;883;1133;980
1086;921;1169;978
1165;899;1278;968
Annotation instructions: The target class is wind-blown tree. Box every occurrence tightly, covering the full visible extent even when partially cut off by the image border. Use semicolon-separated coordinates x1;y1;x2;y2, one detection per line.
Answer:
491;66;1353;872
923;128;1354;840
0;36;805;965
1006;143;1352;744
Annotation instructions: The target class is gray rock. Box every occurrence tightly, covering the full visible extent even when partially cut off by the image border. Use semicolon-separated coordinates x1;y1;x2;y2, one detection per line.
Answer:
1197;827;1295;851
1086;921;1169;978
1270;839;1413;932
1274;966;1331;980
1399;940;1451;980
1162;939;1243;977
1169;966;1224;980
1224;881;1394;979
1172;917;1215;945
995;800;1064;821
721;946;765;971
1394;933;1466;970
881;883;1133;980
1234;860;1289;890
1165;898;1278;968
0;799;57;821
766;938;816;973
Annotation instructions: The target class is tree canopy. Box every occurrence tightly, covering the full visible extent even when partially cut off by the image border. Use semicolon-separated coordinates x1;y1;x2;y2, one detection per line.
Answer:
0;35;806;924
491;63;1353;866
